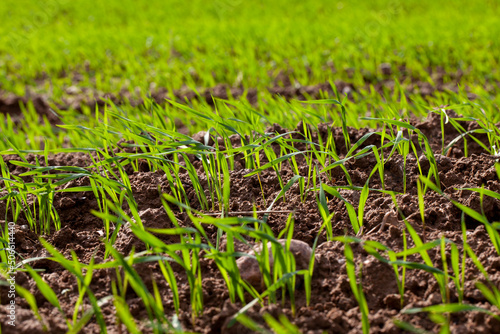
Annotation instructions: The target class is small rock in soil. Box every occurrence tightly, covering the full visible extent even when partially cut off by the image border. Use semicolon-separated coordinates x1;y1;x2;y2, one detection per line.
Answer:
236;239;313;290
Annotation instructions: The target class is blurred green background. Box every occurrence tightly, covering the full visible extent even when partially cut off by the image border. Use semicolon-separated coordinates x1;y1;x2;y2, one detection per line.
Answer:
1;0;499;98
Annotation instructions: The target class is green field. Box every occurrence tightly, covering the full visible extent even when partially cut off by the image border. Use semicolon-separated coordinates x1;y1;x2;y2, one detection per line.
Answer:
1;0;500;333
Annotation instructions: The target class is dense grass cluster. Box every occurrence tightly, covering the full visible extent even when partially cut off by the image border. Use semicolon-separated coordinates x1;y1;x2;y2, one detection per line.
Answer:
1;0;500;333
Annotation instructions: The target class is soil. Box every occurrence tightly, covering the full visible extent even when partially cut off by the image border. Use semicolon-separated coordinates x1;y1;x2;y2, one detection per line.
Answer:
1;109;500;333
2;66;498;125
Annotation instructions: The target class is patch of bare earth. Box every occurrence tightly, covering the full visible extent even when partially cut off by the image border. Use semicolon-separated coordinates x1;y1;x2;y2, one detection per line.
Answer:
1;112;500;333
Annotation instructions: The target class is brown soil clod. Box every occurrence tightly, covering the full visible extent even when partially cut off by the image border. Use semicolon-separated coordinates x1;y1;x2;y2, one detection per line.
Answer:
236;239;313;290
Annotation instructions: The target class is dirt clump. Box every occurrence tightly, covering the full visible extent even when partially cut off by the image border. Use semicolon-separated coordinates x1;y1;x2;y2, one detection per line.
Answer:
236;239;313;290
